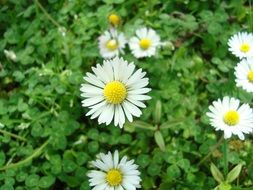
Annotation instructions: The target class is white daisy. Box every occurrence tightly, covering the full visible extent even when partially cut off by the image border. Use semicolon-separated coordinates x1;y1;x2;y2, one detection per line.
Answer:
228;32;253;59
87;150;141;190
80;57;151;128
235;58;253;93
206;96;253;140
4;49;17;62
129;27;160;58
98;29;127;59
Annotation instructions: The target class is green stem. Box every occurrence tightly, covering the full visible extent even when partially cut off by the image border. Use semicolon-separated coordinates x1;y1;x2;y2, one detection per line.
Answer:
0;139;49;171
197;136;223;166
223;138;228;176
34;0;62;28
249;0;253;31
0;129;27;142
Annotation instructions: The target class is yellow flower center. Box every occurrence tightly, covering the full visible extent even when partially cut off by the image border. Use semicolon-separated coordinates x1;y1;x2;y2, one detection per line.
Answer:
223;110;240;126
139;38;151;50
240;43;250;53
106;40;118;51
248;70;253;82
108;14;120;26
104;81;127;104
106;169;122;186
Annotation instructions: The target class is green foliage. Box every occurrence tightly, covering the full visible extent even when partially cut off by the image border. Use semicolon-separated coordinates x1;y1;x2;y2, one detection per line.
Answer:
227;164;242;183
211;163;224;183
0;0;253;189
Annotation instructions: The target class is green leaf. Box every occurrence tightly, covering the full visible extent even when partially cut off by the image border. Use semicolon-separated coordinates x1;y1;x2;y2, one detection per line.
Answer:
16;172;28;182
147;163;161;176
25;174;39;187
87;141;99;153
103;0;125;4
62;159;77;173
129;121;155;130
231;186;253;190
166;164;181;179
153;100;162;124
76;152;89;166
159;119;182;129
226;164;242;183
177;159;190;171
219;182;232;190
1;184;14;190
49;155;62;175
87;128;99;139
154;130;166;152
13;71;24;82
137;154;150;168
50;133;67;150
38;176;55;188
210;163;224;183
119;134;132;144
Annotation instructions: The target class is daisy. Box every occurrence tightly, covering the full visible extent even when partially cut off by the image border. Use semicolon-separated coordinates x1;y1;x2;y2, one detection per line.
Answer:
4;49;17;62
98;29;127;59
235;58;253;93
129;27;161;58
108;13;120;27
80;57;151;128
87;150;141;190
228;32;253;59
206;96;253;140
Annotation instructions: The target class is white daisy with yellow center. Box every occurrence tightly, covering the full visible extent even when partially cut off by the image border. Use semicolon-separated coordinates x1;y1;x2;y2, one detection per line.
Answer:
80;57;151;128
129;27;161;58
235;58;253;93
87;150;141;190
228;32;253;59
207;96;253;140
98;29;127;59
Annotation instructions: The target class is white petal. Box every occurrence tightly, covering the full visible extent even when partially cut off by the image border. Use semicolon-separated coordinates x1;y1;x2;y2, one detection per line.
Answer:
123;101;142;117
82;96;104;107
113;150;119;168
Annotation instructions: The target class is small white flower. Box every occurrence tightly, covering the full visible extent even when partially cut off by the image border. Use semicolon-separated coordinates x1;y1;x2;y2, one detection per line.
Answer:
228;32;253;59
98;29;127;59
129;27;160;58
206;96;253;140
4;49;17;62
58;27;66;37
17;123;30;130
80;57;151;128
235;58;253;93
87;150;141;190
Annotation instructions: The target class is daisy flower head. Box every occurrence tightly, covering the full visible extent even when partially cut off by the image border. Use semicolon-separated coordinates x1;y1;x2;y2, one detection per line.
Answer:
80;57;151;128
108;13;120;27
206;96;253;140
129;27;161;58
228;32;253;59
235;57;253;93
98;29;127;59
87;150;141;190
4;49;17;62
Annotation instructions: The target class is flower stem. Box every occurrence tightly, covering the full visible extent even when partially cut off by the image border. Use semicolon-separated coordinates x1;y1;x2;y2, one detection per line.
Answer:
0;139;49;171
197;136;223;166
34;0;62;28
223;138;229;176
0;129;27;142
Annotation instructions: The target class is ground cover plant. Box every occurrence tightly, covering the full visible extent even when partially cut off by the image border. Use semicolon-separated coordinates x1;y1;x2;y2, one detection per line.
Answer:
1;0;253;189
